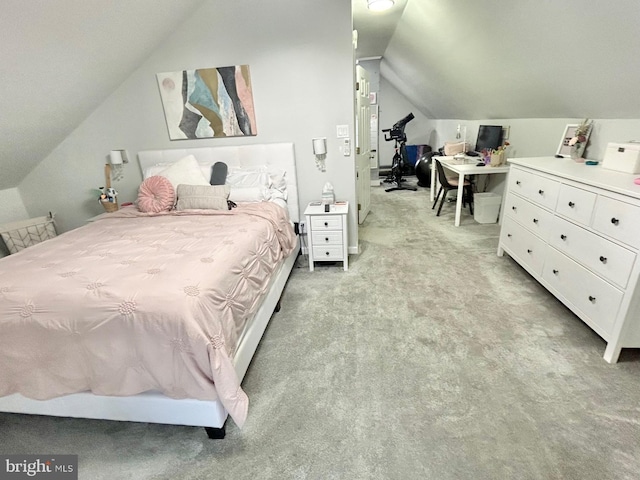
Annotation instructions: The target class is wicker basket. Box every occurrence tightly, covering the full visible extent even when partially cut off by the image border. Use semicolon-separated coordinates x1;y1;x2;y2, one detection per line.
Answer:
100;199;119;212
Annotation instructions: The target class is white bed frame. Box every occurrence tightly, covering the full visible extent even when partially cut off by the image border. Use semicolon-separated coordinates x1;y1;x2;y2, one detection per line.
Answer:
0;143;300;438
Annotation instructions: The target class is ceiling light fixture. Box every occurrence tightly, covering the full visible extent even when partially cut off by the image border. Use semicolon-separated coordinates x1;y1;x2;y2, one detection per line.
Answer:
367;0;394;12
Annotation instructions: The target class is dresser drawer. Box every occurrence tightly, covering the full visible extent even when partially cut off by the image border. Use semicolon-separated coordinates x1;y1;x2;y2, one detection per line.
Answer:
310;216;343;231
542;247;623;338
311;230;343;246
500;216;547;276
311;245;344;261
509;167;560;210
555;184;596;226
504;192;554;241
592;196;640;249
549;216;636;288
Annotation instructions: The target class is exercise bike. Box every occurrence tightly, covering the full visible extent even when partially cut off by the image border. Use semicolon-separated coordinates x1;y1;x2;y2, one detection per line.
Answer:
382;113;417;192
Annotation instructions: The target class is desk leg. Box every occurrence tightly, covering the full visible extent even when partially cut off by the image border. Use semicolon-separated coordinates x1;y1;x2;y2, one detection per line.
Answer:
430;162;436;202
454;172;464;227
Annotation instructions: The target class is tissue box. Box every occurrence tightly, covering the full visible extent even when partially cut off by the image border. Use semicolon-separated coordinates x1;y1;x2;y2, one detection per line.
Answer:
602;142;640;174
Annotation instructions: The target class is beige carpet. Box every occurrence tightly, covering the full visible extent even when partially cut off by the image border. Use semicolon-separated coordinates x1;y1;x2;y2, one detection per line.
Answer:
2;180;640;479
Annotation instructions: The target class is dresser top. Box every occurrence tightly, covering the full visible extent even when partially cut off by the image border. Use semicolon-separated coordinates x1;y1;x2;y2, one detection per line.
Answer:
508;157;640;200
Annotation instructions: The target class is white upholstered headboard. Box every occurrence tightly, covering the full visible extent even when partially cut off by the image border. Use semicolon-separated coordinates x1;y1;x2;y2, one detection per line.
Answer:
137;143;300;223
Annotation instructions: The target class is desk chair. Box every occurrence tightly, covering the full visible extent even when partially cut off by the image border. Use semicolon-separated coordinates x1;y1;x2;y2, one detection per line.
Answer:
432;159;474;217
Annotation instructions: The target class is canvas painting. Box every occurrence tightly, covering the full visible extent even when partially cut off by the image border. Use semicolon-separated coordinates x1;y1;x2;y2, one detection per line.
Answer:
157;65;257;140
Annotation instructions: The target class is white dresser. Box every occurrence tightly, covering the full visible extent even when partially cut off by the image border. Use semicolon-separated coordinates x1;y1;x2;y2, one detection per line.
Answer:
304;202;349;271
497;157;640;363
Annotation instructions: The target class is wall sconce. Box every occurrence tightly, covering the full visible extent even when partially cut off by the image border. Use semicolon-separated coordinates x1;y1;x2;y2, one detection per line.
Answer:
312;138;327;172
108;149;128;181
367;0;395;12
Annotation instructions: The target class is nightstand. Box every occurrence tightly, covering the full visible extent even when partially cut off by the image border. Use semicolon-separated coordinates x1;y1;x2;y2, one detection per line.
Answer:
304;202;349;271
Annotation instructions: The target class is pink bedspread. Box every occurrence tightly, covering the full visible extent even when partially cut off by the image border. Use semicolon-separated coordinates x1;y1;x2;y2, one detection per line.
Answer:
0;203;296;428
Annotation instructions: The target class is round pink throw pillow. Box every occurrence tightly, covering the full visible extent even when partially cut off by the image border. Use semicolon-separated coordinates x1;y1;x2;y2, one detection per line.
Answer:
137;175;175;213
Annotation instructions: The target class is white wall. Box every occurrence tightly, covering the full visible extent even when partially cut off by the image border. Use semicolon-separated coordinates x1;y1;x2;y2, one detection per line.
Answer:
18;0;359;250
378;76;432;169
426;119;640;161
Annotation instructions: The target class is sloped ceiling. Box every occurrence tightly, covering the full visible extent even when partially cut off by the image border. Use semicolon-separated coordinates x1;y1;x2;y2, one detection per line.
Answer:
355;0;640;121
2;0;639;191
0;0;205;190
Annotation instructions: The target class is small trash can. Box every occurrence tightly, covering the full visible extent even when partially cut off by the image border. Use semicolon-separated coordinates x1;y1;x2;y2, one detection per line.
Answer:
474;192;502;224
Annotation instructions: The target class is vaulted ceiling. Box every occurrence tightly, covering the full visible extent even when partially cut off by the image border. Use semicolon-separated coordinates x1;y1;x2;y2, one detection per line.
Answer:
354;0;640;121
1;0;639;191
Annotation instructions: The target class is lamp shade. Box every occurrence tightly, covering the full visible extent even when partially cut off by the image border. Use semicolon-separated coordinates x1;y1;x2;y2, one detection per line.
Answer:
109;150;124;165
367;0;394;11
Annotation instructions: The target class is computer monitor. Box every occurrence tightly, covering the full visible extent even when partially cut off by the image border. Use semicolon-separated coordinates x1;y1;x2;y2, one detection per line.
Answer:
475;125;503;152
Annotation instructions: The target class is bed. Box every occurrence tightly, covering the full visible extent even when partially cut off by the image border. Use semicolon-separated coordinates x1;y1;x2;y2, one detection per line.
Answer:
0;143;300;439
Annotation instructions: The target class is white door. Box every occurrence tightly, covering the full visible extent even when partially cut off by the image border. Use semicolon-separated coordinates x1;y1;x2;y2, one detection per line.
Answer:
355;65;371;224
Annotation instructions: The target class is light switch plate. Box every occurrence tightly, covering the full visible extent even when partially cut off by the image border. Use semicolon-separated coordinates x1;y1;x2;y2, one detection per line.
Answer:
343;138;351;156
337;125;349;138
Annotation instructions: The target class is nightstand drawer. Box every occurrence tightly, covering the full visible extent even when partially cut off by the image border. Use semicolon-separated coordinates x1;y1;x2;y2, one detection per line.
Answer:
310;216;343;231
311;231;343;246
311;245;344;261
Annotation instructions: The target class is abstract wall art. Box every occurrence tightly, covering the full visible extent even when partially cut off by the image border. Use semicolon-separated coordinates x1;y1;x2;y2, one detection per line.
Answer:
156;65;257;140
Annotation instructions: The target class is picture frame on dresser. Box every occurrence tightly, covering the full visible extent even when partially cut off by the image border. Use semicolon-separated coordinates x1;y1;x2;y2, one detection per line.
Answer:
556;124;592;158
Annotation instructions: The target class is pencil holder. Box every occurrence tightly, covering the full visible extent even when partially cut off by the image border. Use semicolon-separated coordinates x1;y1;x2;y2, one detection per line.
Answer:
100;199;119;213
490;151;506;167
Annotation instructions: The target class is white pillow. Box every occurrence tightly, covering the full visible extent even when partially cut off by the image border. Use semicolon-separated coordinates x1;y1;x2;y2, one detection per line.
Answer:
229;186;267;203
144;163;211;181
157;155;210;191
226;167;270;188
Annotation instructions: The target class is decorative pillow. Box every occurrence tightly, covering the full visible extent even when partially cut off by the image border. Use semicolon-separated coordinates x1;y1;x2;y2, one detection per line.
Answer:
176;184;230;211
137;176;176;213
157;155;210;191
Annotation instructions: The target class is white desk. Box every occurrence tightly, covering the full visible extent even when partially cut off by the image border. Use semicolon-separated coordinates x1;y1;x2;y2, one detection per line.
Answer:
431;156;510;226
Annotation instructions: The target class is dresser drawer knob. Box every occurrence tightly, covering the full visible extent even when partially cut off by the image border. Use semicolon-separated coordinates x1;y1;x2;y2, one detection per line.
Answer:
553;269;559;275
538;189;544;195
560;234;567;240
568;201;575;207
527;249;532;254
533;218;538;224
589;295;596;303
324;222;329;227
325;251;330;256
599;256;607;264
611;218;619;225
516;180;521;185
325;237;329;242
511;206;517;211
507;234;512;238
